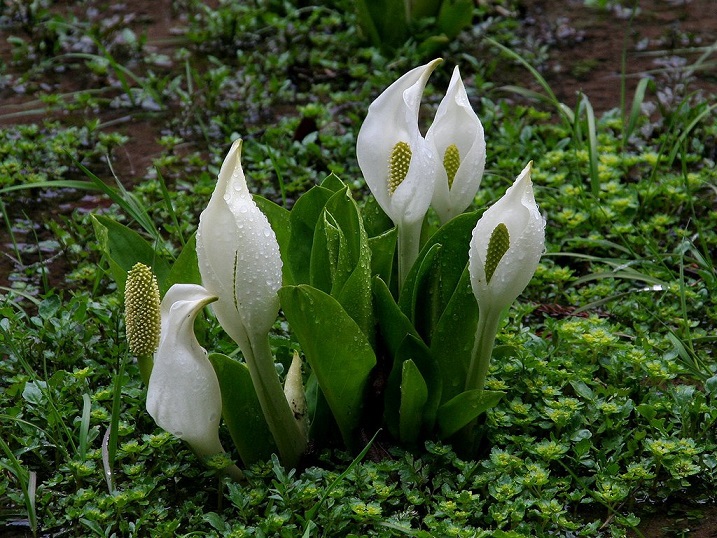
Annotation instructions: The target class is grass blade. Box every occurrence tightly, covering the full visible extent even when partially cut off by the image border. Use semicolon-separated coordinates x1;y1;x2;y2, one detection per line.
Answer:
485;37;574;125
79;393;92;460
0;437;37;536
580;94;600;197
156;168;185;247
623;78;651;146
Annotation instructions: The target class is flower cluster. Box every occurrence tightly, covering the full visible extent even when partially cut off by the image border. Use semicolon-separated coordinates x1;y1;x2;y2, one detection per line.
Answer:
357;59;487;285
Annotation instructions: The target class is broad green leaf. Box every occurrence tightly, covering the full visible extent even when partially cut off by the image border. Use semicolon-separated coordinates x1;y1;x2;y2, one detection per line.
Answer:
373;276;418;357
362;196;394;238
208;353;276;465
430;266;479;403
311;211;349;295
279;285;376;450
321;172;346;192
398;360;428;445
384;334;441;438
254;194;293;285
354;0;408;50
399;243;442;331
287;185;335;284
305;372;342;447
368;227;397;289
398;211;480;343
437;389;505;439
437;0;473;38
165;233;201;289
416;34;450;57
91;214;171;294
312;188;373;340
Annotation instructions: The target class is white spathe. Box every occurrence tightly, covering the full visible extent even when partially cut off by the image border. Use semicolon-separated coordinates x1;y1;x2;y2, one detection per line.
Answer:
426;66;486;224
356;58;442;229
196;139;283;353
195;139;306;467
147;283;224;457
468;162;545;313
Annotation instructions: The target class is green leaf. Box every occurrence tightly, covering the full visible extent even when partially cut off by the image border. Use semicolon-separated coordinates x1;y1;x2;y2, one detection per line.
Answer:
165;233;202;289
279;285;376;450
254;194;293;284
437;389;505;439
311;187;374;340
354;0;408;50
320;172;346;192
287;185;335;284
208;353;276;465
410;0;441;19
368;227;397;290
385;334;441;438
373;276;419;357
398;360;428;445
362;196;394;238
437;0;473;38
305;372;341;446
91;214;171;294
311;210;349;295
399;242;442;331
399;211;480;343
430;266;479;403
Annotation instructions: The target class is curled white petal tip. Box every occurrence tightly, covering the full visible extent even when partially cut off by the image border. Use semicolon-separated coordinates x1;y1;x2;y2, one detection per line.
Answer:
468;162;545;313
427;65;486;223
356;59;443;228
147;284;226;457
196;139;283;352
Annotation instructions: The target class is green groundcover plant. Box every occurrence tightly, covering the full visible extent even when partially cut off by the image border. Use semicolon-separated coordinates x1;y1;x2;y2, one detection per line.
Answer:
2;1;717;536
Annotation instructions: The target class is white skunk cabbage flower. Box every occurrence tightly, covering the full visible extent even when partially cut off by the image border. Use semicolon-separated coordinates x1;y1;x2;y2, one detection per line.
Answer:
465;163;545;392
196;139;306;467
356;58;442;286
147;284;224;457
426;66;486;224
196;138;283;355
468;162;545;313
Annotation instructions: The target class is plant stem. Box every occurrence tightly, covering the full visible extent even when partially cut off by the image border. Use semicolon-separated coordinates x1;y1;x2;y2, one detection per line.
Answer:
137;353;152;386
398;220;421;290
464;307;501;392
244;333;307;468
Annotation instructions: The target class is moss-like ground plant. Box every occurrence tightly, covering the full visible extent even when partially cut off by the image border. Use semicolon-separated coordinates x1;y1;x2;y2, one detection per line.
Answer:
1;0;716;536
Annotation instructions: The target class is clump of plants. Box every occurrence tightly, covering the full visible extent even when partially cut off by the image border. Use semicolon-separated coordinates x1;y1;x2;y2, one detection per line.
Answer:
2;1;717;536
106;59;544;472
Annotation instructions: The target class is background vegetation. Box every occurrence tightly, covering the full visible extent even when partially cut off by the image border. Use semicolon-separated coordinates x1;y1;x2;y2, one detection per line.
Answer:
1;0;716;536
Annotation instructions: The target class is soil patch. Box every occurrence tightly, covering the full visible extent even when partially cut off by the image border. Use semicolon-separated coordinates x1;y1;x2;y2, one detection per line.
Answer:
518;0;717;112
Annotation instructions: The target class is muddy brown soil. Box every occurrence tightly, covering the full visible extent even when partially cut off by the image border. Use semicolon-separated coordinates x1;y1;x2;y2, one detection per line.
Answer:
1;3;716;533
518;0;717;112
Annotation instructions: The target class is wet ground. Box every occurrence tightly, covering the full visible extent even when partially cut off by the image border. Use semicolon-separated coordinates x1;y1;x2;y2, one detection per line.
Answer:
1;1;716;536
1;0;716;292
520;0;717;112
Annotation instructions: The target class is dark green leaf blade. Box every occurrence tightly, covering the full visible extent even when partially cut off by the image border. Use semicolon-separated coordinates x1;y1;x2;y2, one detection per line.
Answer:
436;389;505;439
91;214;171;294
398;360;428;445
279;285;376;450
208;353;276;465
